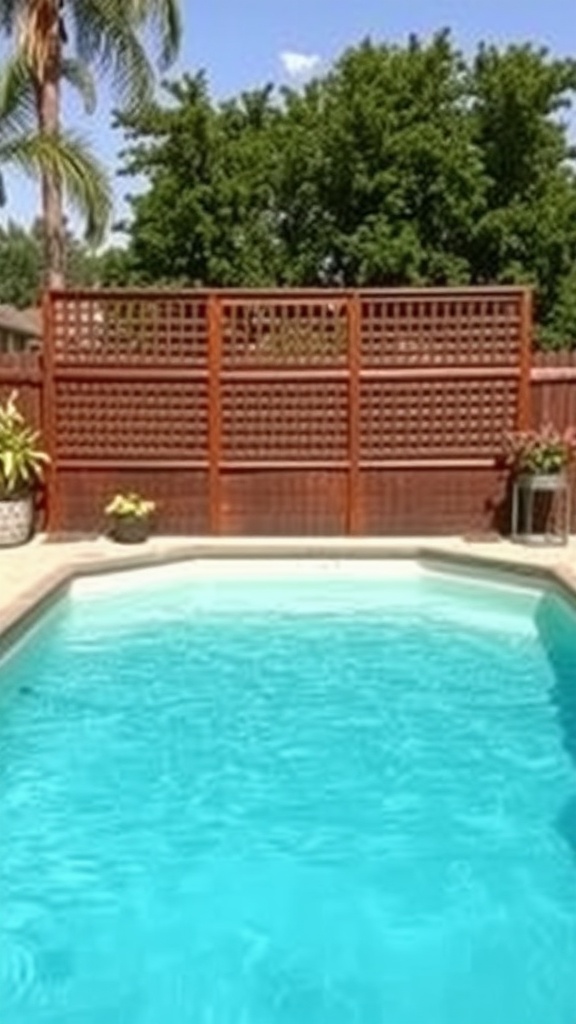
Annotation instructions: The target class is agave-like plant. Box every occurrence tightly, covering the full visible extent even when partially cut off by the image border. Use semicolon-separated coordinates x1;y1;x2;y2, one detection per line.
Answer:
0;0;181;287
0;390;50;495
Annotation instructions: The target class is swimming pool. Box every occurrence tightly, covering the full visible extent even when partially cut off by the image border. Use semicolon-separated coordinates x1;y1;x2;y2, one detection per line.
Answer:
1;560;575;1024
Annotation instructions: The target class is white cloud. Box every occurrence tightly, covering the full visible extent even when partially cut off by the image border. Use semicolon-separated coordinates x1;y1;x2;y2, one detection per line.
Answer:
280;51;322;80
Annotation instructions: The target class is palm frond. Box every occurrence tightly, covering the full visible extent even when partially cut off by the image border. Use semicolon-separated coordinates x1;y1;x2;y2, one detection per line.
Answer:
2;1;182;106
0;51;98;126
72;0;155;111
0;0;182;255
0;53;37;139
61;58;97;113
131;0;182;69
0;129;112;242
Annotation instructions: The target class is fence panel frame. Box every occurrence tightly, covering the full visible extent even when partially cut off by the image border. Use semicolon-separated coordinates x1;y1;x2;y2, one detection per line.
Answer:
34;285;533;536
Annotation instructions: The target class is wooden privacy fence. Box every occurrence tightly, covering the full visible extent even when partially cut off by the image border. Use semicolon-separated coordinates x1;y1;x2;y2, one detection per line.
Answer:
3;287;534;535
531;352;576;426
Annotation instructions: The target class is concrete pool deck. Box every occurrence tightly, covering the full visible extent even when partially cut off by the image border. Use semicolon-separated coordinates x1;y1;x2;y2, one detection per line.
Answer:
3;534;576;643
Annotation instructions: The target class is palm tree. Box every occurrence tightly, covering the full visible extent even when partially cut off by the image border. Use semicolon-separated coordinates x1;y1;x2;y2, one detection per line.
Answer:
0;0;181;288
0;55;112;280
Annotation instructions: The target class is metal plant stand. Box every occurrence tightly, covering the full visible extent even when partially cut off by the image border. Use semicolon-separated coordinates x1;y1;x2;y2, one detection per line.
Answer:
511;472;571;545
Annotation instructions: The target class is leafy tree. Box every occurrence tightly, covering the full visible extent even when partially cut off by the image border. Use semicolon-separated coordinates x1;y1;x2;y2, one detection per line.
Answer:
291;33;487;285
470;44;576;334
81;244;138;287
118;75;284;286
539;265;576;348
116;34;576;346
0;0;181;288
120;36;487;288
0;219;41;306
0;217;131;305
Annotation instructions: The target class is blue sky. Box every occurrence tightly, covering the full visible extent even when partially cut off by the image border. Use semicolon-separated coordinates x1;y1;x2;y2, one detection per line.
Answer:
2;0;576;240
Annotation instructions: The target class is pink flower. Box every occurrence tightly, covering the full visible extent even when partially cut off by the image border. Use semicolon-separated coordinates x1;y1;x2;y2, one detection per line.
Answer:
503;423;576;475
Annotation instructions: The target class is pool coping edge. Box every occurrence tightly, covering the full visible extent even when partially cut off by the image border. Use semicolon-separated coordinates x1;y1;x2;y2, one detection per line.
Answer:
2;539;576;656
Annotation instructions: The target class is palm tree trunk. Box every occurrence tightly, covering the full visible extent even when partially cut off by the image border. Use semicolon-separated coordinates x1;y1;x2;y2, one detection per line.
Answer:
36;6;65;290
41;155;65;289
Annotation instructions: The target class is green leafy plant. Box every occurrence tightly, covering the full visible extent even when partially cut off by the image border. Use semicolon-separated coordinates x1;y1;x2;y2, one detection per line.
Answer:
504;424;576;475
105;492;156;518
0;390;49;496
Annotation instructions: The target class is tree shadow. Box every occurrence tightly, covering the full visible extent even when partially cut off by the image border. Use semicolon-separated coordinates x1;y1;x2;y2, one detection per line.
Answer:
486;474;513;535
488;476;562;538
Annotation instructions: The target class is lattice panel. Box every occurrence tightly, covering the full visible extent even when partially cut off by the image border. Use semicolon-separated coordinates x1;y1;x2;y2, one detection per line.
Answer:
360;380;518;459
52;296;209;365
221;381;348;460
221;300;348;366
361;295;522;367
55;381;208;459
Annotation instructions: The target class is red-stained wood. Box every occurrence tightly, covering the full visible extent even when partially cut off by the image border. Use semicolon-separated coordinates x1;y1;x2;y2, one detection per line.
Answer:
0;286;545;536
208;294;222;534
40;292;60;532
517;288;533;429
347;292;362;534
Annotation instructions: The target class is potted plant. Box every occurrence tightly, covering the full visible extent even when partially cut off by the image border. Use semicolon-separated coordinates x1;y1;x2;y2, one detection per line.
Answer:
505;424;576;542
504;424;576;489
0;391;50;547
105;491;156;543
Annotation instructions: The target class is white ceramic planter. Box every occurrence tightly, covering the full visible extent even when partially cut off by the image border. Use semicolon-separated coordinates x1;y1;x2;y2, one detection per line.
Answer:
0;493;34;547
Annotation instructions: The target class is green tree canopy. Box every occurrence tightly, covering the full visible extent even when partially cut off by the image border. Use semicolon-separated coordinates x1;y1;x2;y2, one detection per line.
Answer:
470;43;576;335
0;220;41;306
0;218;132;306
116;33;576;346
117;74;285;286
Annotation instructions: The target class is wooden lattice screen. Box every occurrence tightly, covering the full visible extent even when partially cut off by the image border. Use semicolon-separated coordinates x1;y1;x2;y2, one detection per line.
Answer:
40;287;531;536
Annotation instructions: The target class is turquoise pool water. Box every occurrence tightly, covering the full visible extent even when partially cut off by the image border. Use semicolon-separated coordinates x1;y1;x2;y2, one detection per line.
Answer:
1;562;576;1024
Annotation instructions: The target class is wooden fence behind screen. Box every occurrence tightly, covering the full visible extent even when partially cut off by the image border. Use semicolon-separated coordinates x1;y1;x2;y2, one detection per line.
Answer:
2;287;533;535
531;352;576;428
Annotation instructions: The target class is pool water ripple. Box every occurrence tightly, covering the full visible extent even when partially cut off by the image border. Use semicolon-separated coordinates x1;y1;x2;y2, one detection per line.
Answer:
1;566;576;1023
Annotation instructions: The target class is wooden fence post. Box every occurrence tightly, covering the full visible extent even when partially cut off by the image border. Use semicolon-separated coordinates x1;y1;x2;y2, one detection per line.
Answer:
41;290;60;533
208;294;222;534
347;292;362;534
518;288;533;429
